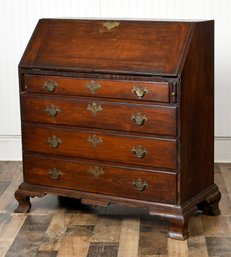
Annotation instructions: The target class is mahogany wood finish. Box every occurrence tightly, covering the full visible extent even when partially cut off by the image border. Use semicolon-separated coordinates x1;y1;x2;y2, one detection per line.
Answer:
179;21;215;202
20;20;191;75
23;154;177;203
21;94;177;136
24;74;171;103
22;124;177;169
15;19;221;240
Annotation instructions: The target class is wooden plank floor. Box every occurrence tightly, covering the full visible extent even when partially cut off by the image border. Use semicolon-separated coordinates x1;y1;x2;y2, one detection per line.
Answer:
0;162;231;257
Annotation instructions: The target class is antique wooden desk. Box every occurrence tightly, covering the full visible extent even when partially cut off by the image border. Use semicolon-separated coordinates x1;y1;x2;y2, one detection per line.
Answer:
15;19;221;240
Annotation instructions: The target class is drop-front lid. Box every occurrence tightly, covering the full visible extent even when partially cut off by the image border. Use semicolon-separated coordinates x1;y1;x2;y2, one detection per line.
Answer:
20;19;197;76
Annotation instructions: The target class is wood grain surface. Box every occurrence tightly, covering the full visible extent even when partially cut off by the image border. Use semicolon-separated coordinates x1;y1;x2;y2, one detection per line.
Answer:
0;162;230;257
21;94;176;136
22;124;177;169
23;154;177;203
24;74;171;103
20;19;192;76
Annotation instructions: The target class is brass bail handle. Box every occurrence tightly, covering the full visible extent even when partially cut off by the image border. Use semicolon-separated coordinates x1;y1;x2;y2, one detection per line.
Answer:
130;112;147;126
131;145;148;159
132;178;148;191
45;105;60;117
43;80;58;92
132;85;148;99
48;135;62;149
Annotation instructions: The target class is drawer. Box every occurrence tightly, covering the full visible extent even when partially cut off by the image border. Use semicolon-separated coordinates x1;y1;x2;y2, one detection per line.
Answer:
21;94;176;136
23;154;177;204
22;124;177;170
24;74;170;103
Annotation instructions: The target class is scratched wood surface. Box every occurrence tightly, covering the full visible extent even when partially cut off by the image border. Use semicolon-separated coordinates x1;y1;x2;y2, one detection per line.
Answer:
0;162;231;257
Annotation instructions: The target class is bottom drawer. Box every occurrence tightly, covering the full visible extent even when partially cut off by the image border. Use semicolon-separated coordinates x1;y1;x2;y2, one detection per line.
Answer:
23;154;177;204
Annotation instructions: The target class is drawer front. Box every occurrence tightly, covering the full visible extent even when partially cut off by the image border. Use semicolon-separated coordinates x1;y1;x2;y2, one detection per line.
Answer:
21;95;176;136
23;154;177;203
22;124;177;169
24;74;170;103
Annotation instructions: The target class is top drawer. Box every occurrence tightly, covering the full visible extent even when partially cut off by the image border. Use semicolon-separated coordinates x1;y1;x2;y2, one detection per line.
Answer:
24;75;170;103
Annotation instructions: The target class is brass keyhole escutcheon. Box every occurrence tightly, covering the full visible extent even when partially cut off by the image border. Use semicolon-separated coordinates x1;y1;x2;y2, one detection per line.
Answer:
103;21;120;30
48;168;62;180
45;105;60;117
130;112;147;126
131;145;148;159
48;135;62;149
87;134;103;148
86;80;101;94
132;178;148;191
89;166;104;178
132;86;148;99
43;80;58;92
87;102;103;116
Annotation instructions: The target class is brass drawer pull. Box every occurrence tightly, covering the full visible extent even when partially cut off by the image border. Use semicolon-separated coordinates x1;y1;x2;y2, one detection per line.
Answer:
86;80;101;94
43;79;58;92
130;112;147;126
45;105;60;117
89;166;104;178
48;168;62;180
87;102;103;116
87;134;103;148
132;86;148;99
48;135;62;148
132;145;148;159
133;178;148;191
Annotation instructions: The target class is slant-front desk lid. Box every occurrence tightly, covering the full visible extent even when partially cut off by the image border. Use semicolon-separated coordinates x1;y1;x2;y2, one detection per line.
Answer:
19;19;208;76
